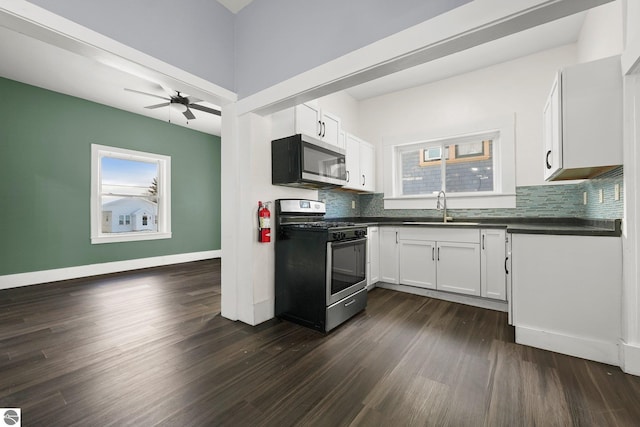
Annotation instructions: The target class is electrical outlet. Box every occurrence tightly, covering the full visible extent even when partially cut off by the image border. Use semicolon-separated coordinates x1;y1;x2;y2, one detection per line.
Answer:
351;200;356;209
583;192;588;205
599;189;604;203
615;184;620;201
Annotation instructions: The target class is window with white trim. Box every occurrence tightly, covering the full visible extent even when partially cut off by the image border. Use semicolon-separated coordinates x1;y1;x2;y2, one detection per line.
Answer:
396;133;496;197
91;144;171;244
383;116;516;210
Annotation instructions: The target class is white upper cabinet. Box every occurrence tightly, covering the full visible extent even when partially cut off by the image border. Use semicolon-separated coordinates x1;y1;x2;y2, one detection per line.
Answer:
543;55;622;181
271;102;342;147
344;133;375;192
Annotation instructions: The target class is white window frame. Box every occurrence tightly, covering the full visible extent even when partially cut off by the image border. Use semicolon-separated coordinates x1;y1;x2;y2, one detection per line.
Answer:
91;144;172;244
383;115;516;210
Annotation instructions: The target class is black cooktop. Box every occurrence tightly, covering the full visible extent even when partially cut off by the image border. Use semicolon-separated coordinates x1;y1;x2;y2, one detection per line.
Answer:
283;221;359;229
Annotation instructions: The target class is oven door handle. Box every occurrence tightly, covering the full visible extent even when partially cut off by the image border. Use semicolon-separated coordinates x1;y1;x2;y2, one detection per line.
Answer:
328;237;368;248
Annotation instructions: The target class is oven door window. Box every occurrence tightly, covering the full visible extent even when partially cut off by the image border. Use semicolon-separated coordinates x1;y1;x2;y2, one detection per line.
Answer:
302;143;346;180
330;238;366;296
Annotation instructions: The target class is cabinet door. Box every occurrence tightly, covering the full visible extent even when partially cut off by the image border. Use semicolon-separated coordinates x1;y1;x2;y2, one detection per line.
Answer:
344;134;361;190
436;242;480;296
399;239;436;289
543;73;562;180
321;111;341;146
480;229;507;300
379;227;399;284
367;227;380;287
359;141;375;192
295;103;322;139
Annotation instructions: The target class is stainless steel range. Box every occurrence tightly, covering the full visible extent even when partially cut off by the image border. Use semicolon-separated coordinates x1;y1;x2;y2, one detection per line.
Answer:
275;199;368;332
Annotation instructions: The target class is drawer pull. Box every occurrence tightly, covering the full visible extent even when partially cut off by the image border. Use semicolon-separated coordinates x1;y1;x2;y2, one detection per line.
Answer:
344;299;356;307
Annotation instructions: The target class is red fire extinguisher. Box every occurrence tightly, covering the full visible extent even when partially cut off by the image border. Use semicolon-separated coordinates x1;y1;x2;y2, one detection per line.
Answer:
258;201;271;243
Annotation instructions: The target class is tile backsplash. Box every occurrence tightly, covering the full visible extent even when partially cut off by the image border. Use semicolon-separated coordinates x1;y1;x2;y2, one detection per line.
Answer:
320;166;623;220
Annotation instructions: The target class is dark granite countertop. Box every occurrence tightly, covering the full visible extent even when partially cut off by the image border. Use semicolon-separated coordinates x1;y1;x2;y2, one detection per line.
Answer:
331;217;622;237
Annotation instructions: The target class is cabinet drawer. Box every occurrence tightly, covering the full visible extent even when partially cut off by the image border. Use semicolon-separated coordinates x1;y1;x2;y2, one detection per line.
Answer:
325;288;367;332
398;227;480;243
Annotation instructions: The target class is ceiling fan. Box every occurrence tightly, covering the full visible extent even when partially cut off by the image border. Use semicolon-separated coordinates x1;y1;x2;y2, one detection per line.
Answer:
124;88;221;120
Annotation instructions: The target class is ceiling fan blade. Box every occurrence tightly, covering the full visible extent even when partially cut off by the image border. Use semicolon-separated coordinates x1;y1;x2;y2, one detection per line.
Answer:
125;88;170;101
189;103;222;116
187;96;202;103
183;107;196;120
145;102;170;109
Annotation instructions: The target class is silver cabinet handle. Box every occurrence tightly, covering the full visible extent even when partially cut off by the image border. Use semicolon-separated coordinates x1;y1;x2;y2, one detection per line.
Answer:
362;174;365;186
482;235;485;250
437;247;440;261
346;170;350;182
318;120;323;137
432;247;435;261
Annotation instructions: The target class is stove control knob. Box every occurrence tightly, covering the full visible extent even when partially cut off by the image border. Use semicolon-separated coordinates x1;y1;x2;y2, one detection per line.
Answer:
332;232;341;240
341;232;347;240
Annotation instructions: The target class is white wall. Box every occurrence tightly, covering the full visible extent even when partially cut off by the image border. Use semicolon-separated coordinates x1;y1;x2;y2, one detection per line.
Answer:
358;44;578;189
316;91;361;135
620;0;640;376
221;109;317;325
577;0;624;62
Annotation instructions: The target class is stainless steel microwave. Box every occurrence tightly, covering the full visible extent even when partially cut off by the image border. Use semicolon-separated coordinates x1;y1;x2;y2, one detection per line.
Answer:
272;134;346;189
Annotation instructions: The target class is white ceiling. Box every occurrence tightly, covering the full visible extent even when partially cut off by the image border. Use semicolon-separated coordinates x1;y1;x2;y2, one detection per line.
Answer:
0;9;586;137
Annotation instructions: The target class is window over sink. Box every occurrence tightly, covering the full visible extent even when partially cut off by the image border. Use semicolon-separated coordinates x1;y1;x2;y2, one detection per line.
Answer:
383;115;515;210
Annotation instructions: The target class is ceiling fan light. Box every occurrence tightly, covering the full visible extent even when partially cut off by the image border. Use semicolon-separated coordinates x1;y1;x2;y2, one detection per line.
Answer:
170;102;188;113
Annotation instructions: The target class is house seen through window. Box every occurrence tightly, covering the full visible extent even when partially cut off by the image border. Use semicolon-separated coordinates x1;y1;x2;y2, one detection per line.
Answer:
91;145;171;244
396;134;496;197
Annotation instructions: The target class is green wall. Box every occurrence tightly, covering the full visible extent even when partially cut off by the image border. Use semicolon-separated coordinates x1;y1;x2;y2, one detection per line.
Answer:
0;77;221;276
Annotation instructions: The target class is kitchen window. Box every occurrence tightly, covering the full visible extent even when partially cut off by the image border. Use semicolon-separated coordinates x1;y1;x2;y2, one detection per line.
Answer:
91;144;172;244
383;116;515;209
399;137;494;196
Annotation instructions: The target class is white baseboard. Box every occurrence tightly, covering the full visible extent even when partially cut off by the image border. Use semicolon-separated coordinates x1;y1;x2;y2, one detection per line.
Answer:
375;282;508;312
620;341;640;376
0;250;222;290
253;298;275;326
515;326;619;366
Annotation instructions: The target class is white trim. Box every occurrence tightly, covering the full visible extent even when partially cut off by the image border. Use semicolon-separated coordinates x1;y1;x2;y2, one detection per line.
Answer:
0;0;236;107
620;341;640;376
375;282;508;312
384;194;517;210
0;250;221;290
91;144;172;244
515;325;619;366
253;299;275;326
382;114;516;210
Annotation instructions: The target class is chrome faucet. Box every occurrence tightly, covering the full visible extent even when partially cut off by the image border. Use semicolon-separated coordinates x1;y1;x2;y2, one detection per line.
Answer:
436;190;453;223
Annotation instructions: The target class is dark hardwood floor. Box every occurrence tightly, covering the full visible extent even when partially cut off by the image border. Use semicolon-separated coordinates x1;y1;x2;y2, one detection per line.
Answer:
1;259;640;426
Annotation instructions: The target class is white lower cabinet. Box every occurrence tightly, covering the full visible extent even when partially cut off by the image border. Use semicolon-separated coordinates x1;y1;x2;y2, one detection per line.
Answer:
398;239;436;289
436;242;480;296
511;233;621;365
480;229;507;300
367;226;380;287
387;227;482;296
379;227;399;284
380;227;508;300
